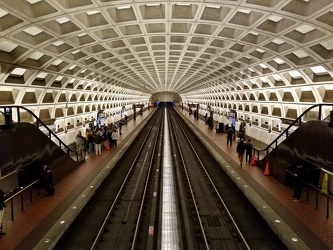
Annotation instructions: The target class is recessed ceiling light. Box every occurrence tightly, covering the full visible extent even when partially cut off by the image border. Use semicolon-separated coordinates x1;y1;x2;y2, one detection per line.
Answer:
250;31;259;36
310;66;327;74
207;5;220;9
24;27;43;36
29;52;44;60
238;9;251;14
52;59;63;66
0;41;18;53
273;74;282;81
86;10;100;15
293;50;308;58
116;6;131;9
260;77;268;83
26;0;41;4
55;17;70;24
320;39;333;50
36;72;48;79
289;70;301;78
272;38;285;45
68;64;76;70
268;15;283;22
52;40;65;46
274;58;285;64
11;68;26;76
0;8;8;18
295;24;315;34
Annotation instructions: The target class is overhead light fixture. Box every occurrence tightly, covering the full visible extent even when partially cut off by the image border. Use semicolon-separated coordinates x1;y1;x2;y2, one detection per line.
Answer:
272;38;285;45
273;74;282;81
289;70;301;78
116;6;131;9
274;58;285;64
0;41;18;53
86;10;100;15
238;9;251;14
26;0;41;4
310;66;327;74
293;50;308;58
320;39;333;50
52;59;63;66
268;15;282;22
295;24;315;34
29;52;44;60
24;27;43;36
0;8;8;18
52;40;65;46
11;68;26;76
207;5;220;9
36;72;48;79
55;17;70;24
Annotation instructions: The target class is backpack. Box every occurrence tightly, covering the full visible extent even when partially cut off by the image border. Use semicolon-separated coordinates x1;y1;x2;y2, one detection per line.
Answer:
227;128;233;136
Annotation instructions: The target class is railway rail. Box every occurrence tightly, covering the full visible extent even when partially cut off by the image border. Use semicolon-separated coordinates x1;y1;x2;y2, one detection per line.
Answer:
55;107;287;250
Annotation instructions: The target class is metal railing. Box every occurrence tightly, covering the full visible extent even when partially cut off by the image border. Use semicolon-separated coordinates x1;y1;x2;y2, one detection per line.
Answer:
253;104;333;160
3;179;40;221
285;168;333;218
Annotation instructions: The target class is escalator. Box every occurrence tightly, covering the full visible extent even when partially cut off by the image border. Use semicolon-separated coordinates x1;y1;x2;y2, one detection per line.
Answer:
255;104;333;186
0;106;81;192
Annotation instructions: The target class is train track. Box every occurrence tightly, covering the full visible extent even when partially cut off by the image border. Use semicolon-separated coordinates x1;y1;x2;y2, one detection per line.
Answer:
55;110;163;250
169;110;249;249
55;107;287;250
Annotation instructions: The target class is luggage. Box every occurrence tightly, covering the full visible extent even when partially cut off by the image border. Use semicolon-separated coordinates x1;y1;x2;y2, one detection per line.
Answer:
47;186;55;196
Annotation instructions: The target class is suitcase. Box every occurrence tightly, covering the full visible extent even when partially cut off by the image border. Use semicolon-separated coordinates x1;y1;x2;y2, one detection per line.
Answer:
47;186;55;196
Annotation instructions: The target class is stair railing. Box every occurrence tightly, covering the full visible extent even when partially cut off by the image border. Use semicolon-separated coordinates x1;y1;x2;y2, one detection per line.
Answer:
253;104;333;161
0;105;84;161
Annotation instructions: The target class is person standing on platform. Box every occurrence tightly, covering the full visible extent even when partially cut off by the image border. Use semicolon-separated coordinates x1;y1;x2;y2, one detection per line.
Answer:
94;131;103;155
236;139;246;166
245;139;253;165
87;131;94;154
118;120;123;135
39;164;53;194
0;189;6;236
112;129;119;147
75;131;85;150
291;162;307;201
226;126;233;146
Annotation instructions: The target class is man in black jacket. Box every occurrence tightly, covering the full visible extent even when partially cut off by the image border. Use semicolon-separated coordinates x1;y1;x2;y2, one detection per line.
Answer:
0;189;7;236
291;162;307;201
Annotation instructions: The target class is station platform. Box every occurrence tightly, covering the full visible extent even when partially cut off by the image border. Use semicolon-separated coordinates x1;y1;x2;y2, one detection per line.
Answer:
0;106;332;249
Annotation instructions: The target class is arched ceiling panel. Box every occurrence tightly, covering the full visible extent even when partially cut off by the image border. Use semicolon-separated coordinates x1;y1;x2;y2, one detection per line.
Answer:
0;0;331;108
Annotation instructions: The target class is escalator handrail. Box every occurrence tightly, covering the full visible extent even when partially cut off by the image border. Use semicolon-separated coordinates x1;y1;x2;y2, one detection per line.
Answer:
254;104;333;160
0;105;76;158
